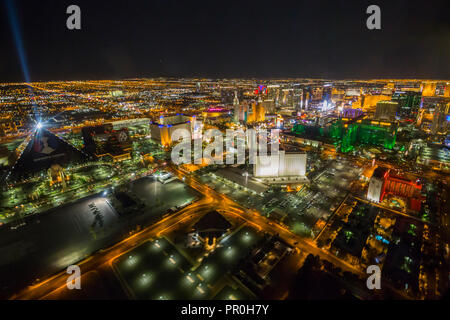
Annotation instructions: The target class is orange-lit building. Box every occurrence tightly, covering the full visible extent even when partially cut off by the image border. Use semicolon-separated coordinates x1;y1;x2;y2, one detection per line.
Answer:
246;99;265;123
421;82;437;97
150;114;193;146
367;167;423;211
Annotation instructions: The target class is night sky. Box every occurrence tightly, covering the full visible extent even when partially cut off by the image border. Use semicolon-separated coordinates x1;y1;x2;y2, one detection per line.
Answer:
1;0;449;82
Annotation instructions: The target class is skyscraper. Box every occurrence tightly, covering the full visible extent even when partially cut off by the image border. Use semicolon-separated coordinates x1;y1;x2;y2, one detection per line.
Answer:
374;101;398;121
254;151;306;179
431;102;450;134
233;90;240;123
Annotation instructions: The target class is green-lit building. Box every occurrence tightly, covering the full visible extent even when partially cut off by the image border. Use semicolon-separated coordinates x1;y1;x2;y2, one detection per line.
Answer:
290;119;397;153
391;91;421;119
340;120;397;153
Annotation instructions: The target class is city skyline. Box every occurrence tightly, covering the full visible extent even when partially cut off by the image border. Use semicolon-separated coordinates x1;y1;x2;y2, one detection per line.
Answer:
0;78;448;302
0;0;448;307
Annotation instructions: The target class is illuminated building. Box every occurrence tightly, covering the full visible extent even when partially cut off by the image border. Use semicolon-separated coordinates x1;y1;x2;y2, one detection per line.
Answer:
282;131;325;149
261;98;277;114
367;167;386;203
332;88;345;101
82;124;132;161
374;101;398;121
382;82;395;96
254;84;268;97
280;89;295;109
298;90;304;111
245;98;265;123
8;128;89;180
304;91;311;110
444;84;450;98
254;151;306;183
256;97;266;122
431;102;449;134
202;107;229;119
233;91;240;123
311;87;323;100
340;120;397;153
193;211;232;250
150;114;192;146
367;167;423;211
221;88;243;105
351;94;392;112
292;88;303;113
416;143;449;174
391;91;421;120
345;88;361;96
322;86;332;106
421;82;436;97
342;108;363;119
237;101;248;122
263;85;281;112
288;122;338;149
106;118;150;130
291;118;396;153
276;115;284;128
292;123;325;138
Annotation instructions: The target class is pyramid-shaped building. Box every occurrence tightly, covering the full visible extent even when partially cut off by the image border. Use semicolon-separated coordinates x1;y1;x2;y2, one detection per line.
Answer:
8;128;89;180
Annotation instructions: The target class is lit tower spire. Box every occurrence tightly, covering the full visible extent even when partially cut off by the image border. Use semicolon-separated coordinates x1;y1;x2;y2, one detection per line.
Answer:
233;90;240;106
233;90;240;123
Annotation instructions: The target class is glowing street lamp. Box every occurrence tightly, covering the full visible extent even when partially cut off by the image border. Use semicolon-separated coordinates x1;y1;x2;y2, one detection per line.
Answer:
186;273;195;284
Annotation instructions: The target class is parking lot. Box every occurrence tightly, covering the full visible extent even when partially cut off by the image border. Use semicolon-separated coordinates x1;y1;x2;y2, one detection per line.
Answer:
112;225;262;300
195;160;361;239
